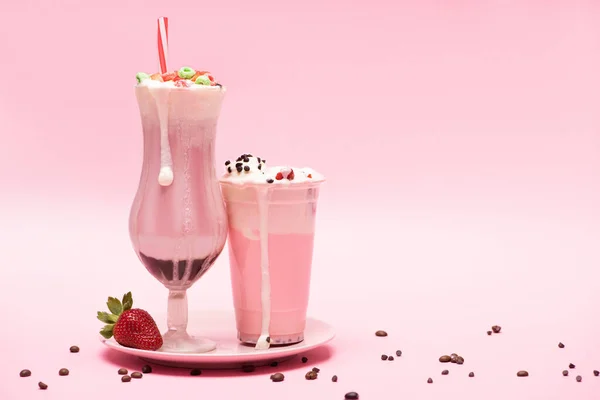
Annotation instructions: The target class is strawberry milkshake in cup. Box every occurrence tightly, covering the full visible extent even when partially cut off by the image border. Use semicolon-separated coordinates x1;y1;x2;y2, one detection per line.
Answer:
219;155;325;350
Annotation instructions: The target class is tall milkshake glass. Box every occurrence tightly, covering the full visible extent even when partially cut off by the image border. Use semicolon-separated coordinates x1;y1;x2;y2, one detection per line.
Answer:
219;157;324;350
129;79;227;353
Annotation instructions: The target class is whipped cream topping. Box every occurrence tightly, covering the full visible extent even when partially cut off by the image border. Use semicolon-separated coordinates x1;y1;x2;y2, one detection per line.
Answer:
219;154;324;185
138;79;224;90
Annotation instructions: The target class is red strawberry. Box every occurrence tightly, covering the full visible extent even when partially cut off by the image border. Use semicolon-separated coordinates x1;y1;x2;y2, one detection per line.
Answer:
97;292;163;351
275;172;284;180
287;169;295;180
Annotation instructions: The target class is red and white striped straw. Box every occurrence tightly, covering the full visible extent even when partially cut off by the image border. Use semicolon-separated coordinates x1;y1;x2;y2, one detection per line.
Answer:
157;17;169;74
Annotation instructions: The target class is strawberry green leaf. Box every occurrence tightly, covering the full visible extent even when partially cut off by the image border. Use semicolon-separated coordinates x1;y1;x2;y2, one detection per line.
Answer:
97;311;118;324
122;292;133;311
107;297;123;315
99;324;114;339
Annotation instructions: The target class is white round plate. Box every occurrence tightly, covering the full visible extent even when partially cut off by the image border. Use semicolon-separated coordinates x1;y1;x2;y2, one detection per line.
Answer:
100;310;335;369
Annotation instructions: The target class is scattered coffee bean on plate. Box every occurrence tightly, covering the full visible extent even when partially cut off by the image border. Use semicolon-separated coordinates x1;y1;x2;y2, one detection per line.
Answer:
381;354;388;361
439;355;451;363
69;346;80;353
594;370;599;377
190;368;202;376
492;325;501;333
38;382;48;390
242;365;255;373
427;378;433;384
118;368;128;375
345;392;359;400
442;370;449;375
388;356;394;361
375;330;388;337
19;369;31;377
469;372;475;377
450;354;459;363
305;370;318;380
332;375;338;382
142;365;152;373
270;362;278;367
562;370;569;376
456;356;465;365
312;367;320;373
121;375;131;383
558;342;565;348
487;331;492;336
59;368;69;376
569;363;576;369
396;350;402;357
270;372;284;382
131;372;143;379
517;370;529;377
576;375;582;382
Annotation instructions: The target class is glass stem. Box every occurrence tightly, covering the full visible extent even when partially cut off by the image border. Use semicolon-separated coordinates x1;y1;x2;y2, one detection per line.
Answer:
166;289;188;335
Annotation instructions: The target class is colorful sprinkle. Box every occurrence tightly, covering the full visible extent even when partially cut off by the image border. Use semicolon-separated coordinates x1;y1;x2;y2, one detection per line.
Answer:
178;66;196;79
161;71;178;81
136;72;151;83
195;74;212;86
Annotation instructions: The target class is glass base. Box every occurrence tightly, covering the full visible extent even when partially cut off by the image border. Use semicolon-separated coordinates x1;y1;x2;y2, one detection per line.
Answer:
161;330;216;354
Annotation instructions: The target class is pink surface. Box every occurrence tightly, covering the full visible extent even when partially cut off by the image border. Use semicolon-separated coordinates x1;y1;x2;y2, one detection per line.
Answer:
2;0;600;399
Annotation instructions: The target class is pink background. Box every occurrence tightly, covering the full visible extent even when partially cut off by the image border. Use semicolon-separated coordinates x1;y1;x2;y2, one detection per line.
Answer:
2;0;600;399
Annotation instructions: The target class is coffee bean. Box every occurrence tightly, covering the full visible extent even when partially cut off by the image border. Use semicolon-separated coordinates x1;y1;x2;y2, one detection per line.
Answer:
345;392;359;400
439;355;451;363
38;382;48;390
576;375;582;382
131;372;143;379
492;325;501;333
427;378;433;384
58;368;69;376
487;331;492;336
266;179;274;184
142;365;152;373
332;375;338;382
266;337;270;343
396;350;402;357
271;372;284;382
517;370;529;377
594;370;599;377
225;160;230;166
118;368;128;375
381;354;388;360
375;330;388;337
450;354;459;363
270;362;278;367
242;365;255;373
244;166;250;172
312;367;320;373
69;346;79;353
469;372;475;377
569;363;576;369
388;356;394;361
562;370;569;376
558;342;565;348
301;357;308;363
305;370;318;380
456;356;465;365
19;369;31;377
121;375;131;382
190;368;202;376
441;370;449;375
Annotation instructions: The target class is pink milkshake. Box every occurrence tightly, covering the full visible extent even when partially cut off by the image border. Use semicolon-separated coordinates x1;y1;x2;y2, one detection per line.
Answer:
220;155;324;350
129;68;228;352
